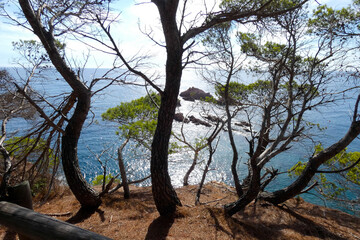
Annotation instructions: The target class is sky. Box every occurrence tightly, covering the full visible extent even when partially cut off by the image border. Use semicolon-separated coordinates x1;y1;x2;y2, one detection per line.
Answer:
0;0;354;68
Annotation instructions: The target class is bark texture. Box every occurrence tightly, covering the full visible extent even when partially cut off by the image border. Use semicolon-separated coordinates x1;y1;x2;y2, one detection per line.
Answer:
0;202;111;240
150;0;183;216
118;140;130;199
259;118;360;204
149;0;309;216
183;151;198;186
224;158;261;216
19;0;101;208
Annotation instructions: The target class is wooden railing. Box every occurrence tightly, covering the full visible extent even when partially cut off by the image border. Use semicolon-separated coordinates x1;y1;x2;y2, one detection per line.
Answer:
0;201;112;240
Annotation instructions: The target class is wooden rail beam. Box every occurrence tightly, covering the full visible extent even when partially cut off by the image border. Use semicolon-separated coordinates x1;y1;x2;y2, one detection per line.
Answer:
0;201;112;240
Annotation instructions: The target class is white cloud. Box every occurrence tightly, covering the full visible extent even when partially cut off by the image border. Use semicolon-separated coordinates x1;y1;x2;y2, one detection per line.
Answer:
1;0;356;68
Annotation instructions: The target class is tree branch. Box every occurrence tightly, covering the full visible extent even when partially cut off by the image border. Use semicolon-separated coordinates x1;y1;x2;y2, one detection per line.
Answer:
316;157;360;174
13;83;65;134
181;0;308;43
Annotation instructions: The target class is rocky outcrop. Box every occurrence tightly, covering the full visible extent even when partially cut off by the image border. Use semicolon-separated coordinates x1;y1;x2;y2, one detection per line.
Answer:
173;112;211;127
189;115;211;127
205;115;224;123
180;87;213;102
174;113;189;123
235;121;251;128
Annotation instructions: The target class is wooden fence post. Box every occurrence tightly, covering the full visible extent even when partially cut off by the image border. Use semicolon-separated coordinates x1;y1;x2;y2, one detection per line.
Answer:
6;181;33;240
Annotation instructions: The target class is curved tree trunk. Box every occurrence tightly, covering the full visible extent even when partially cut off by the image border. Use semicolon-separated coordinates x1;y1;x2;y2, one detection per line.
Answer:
150;0;183;216
61;93;101;208
118;139;130;199
149;0;309;216
195;142;214;205
183;151;198;186
151;90;182;215
259;117;360;205
224;158;261;216
19;0;101;208
224;89;243;197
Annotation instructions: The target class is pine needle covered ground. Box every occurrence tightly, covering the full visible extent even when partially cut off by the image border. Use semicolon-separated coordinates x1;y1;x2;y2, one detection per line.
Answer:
1;182;359;240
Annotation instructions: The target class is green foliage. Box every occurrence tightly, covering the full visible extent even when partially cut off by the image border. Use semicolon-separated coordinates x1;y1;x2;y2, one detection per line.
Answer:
92;173;119;186
202;22;232;47
1;137;59;172
288;160;307;178
3;137;57;164
236;32;259;54
103;93;186;156
31;177;48;196
12;39;65;64
0;137;59;196
290;144;360;205
304;121;327;131
237;32;328;79
320;146;360;186
308;3;360;38
215;80;272;104
220;0;301;13
262;42;287;58
281;80;320;99
102;92;160;123
214;78;319;106
237;32;288;59
5;137;44;155
102;92;160;149
203;96;218;104
201;22;233;63
54;39;66;51
169;141;183;155
194;137;207;149
12;40;49;63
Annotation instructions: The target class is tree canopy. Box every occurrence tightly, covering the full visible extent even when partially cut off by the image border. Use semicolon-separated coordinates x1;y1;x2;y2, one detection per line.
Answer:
1;0;359;219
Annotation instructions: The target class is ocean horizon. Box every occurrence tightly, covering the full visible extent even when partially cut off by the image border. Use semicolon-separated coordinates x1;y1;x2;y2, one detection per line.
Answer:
2;67;359;214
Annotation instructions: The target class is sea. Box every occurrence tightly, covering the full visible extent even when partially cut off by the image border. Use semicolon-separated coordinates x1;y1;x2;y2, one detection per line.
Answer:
3;67;359;214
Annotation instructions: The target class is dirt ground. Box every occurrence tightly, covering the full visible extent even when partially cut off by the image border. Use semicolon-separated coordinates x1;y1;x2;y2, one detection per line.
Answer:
1;182;360;240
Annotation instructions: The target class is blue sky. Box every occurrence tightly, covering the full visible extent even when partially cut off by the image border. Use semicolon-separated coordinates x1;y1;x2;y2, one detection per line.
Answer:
0;0;354;68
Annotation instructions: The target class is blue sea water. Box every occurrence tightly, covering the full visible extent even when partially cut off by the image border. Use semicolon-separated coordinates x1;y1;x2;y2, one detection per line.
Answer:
3;67;359;213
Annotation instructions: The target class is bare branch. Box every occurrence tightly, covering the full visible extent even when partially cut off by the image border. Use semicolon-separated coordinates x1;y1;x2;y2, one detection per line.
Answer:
13;83;65;134
95;14;163;94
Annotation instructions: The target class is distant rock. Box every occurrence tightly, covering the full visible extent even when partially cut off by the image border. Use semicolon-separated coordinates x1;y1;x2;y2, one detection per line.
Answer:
180;87;213;102
174;113;189;123
189;115;211;127
205;115;224;123
235;121;252;128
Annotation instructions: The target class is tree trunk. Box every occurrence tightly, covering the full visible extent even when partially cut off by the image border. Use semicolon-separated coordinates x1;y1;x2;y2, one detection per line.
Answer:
151;88;182;215
222;49;243;197
19;0;101;208
61;94;101;208
224;158;261;216
118;140;130;199
0;137;11;197
150;0;183;216
195;142;214;205
183;151;198;186
225;94;243;197
259;119;360;204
